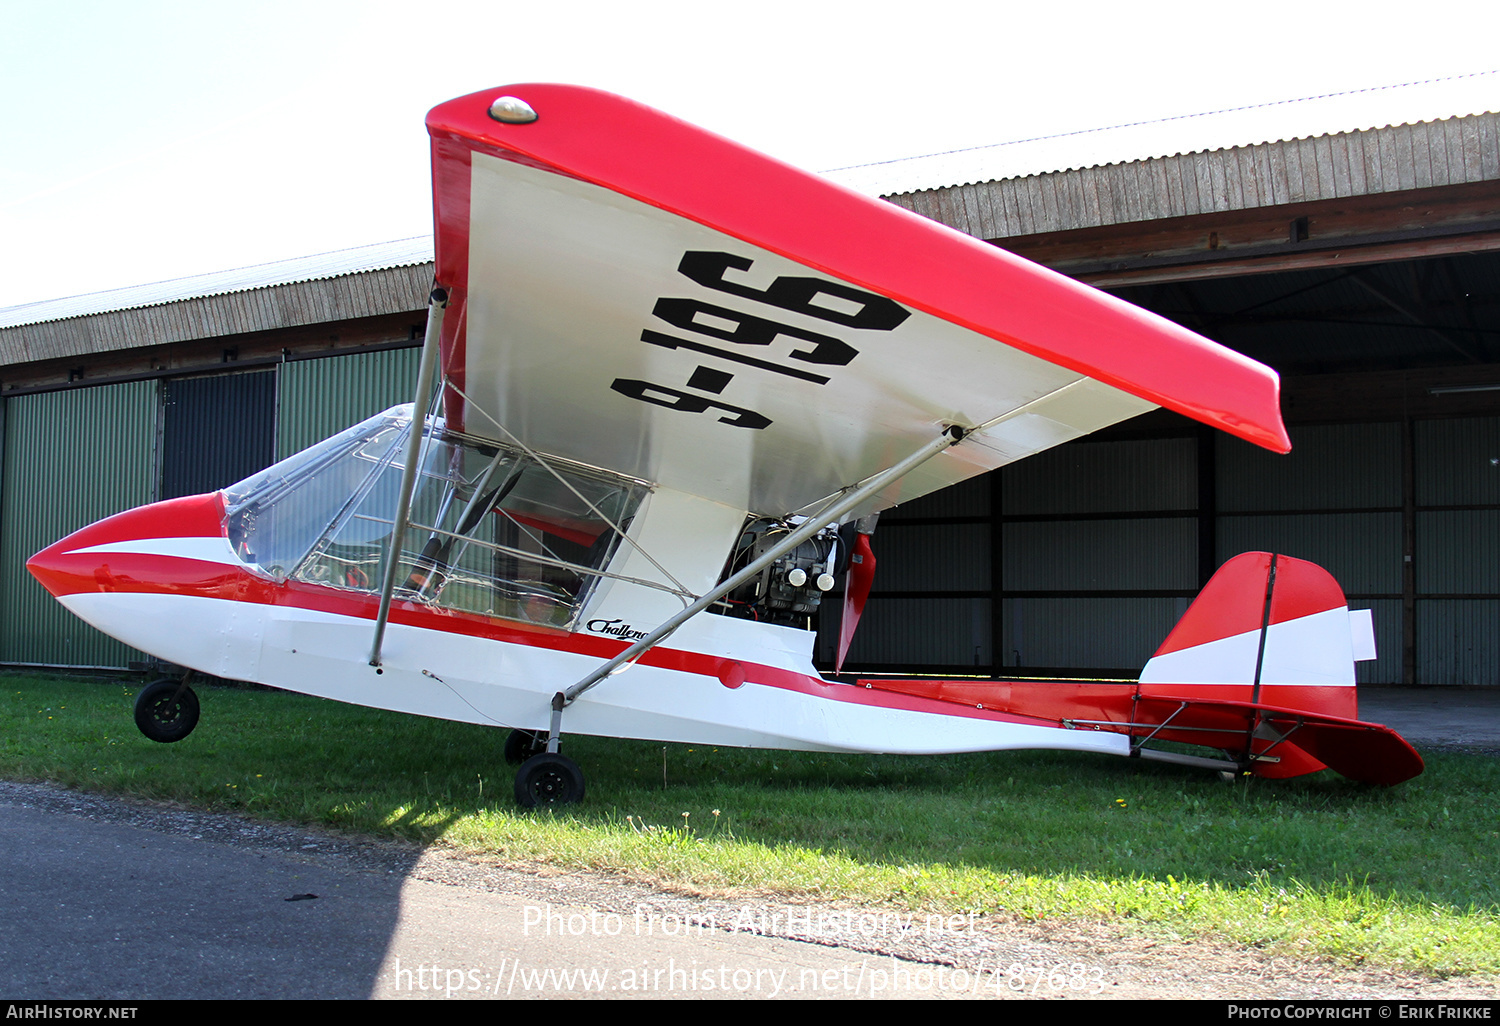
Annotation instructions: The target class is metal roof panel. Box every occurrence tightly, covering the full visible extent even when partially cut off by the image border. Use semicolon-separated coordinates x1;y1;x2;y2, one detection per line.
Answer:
0;236;434;330
824;72;1500;197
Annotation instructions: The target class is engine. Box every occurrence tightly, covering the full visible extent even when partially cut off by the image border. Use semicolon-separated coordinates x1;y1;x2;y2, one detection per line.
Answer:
719;519;842;627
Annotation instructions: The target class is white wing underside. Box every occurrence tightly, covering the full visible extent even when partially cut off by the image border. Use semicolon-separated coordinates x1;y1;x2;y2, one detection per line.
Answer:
460;154;1155;518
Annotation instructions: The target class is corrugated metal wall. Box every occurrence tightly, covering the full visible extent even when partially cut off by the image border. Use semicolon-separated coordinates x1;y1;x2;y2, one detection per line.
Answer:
277;348;421;458
1003;597;1184;671
0;382;156;666
998;437;1199;673
1002;437;1197;514
1415;417;1500;684
1216;424;1403;684
833;475;993;669
837;436;1204;674
838;422;1445;684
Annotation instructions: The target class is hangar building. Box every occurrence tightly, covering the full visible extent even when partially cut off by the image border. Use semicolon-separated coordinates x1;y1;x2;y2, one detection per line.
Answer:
3;95;1498;687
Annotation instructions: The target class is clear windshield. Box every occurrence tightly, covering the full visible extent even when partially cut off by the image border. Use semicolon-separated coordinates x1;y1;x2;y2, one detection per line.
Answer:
226;407;411;576
224;405;647;630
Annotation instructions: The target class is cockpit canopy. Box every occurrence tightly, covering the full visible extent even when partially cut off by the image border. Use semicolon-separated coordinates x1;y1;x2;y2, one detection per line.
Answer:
225;406;648;629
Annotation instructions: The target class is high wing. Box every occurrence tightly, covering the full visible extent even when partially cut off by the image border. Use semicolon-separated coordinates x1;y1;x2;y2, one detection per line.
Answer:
426;84;1289;519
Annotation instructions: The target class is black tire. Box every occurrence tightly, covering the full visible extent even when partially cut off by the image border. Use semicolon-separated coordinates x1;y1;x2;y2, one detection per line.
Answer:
134;678;200;743
504;729;548;765
514;753;585;808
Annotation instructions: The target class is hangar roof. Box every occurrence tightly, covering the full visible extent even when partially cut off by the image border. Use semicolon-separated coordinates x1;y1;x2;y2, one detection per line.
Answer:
825;71;1500;198
0;236;433;331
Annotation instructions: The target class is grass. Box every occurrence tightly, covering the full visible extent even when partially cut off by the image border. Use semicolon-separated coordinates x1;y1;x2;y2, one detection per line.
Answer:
3;670;1499;976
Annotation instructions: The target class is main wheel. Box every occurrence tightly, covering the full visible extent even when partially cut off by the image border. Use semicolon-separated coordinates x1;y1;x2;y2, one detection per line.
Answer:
514;753;585;808
134;678;200;743
504;729;547;765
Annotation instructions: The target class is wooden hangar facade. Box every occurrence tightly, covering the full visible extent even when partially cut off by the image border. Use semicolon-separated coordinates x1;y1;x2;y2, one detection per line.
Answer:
3;113;1499;685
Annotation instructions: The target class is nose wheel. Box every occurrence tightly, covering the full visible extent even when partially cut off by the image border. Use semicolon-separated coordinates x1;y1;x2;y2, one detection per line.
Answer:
134;677;200;743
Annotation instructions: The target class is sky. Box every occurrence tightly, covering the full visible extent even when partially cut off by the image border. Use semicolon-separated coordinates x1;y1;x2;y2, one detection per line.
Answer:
2;0;1498;309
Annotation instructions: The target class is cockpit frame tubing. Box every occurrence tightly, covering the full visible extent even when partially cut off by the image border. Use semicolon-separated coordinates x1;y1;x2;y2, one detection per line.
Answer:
369;287;448;667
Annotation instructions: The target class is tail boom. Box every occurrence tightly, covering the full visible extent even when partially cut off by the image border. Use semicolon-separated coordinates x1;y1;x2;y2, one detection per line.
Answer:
858;552;1422;785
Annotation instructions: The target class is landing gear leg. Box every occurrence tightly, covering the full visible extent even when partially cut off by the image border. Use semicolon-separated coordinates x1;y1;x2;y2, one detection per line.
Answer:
512;692;585;807
134;673;200;743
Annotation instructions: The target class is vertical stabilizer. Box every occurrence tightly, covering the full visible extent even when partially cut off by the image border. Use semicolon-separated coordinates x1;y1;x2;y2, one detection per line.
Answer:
1139;552;1372;721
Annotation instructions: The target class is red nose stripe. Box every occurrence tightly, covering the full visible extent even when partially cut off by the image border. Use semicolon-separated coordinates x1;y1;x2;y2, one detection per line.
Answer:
27;493;227;598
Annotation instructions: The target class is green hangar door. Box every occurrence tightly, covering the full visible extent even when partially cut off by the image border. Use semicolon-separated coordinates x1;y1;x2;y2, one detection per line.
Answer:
160;371;276;500
1;383;157;667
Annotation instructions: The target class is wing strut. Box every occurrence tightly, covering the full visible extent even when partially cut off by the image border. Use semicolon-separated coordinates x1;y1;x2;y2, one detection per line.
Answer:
556;425;968;717
554;379;1123;716
369;287;448;667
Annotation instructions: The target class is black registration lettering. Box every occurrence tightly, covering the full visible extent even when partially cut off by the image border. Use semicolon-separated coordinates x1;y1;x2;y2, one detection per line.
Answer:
610;378;771;430
652;297;856;367
640;329;830;385
677;251;910;331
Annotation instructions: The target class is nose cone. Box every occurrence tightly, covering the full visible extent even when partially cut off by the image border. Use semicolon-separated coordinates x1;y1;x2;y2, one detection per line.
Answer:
26;535;80;598
27;493;230;598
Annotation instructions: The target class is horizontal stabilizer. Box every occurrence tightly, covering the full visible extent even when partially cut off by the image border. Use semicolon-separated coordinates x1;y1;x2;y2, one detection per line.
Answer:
1138;694;1424;786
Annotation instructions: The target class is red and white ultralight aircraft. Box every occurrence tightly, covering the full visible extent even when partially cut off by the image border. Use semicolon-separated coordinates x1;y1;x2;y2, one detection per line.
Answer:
27;85;1423;805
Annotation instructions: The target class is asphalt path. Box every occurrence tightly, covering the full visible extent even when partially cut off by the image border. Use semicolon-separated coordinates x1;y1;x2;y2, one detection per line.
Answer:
0;782;991;1001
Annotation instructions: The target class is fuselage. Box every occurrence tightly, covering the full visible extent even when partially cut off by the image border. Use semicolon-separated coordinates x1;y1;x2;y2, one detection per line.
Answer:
26;489;1133;759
